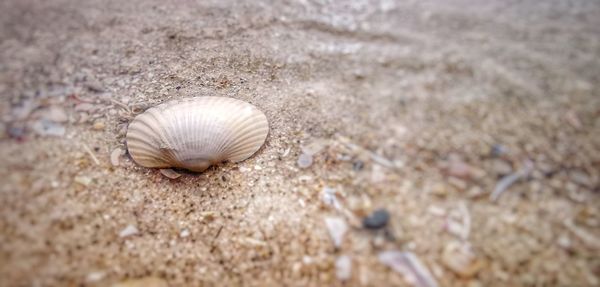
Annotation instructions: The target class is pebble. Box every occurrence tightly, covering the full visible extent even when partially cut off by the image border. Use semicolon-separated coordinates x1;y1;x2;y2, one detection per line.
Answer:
111;147;124;167
32;119;66;137
297;153;313;168
180;229;190;238
352;160;365;171
362;208;390;229
93;121;106;131
335;255;352;281
324;217;348;248
86;271;106;283
490;144;509;157
119;224;139;238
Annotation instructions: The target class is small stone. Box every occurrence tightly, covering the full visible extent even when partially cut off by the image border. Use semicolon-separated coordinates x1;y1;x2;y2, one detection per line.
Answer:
352;160;364;171
74;175;92;186
362;208;390;229
180;229;190;238
93;121;106;131
119;224;139;238
32;119;65;137
490;144;508;157
86;80;105;93
297;153;313;168
38;106;69;123
86;271;106;283
430;183;449;197
200;211;216;222
325;217;348;248
111;147;124;167
335;255;352;281
160;168;181;179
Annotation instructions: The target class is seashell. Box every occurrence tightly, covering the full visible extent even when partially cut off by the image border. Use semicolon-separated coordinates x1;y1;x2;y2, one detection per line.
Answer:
126;97;268;172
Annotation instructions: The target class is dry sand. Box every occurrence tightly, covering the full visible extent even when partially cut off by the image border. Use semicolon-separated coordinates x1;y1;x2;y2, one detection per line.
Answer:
1;0;599;286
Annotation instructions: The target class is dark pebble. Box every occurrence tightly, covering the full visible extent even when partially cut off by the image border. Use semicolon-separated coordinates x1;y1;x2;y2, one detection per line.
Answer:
352;160;364;171
362;208;390;229
490;144;508;157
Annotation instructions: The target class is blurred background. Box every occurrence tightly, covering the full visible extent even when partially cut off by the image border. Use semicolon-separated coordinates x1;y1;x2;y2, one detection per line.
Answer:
1;0;598;286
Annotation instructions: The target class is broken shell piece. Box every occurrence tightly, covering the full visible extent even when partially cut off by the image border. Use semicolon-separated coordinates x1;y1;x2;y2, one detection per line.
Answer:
160;168;181;179
111;147;124;167
119;224;139;238
441;241;483;278
325;217;348;248
126;97;269;172
378;251;439;287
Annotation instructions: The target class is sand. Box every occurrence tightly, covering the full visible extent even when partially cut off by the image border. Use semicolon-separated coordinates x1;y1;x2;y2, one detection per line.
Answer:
1;0;599;286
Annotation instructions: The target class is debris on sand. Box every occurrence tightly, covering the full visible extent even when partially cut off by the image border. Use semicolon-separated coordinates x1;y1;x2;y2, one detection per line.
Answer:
119;224;139;238
490;160;533;202
111;147;124;167
441;241;483;278
31;119;65;137
92;121;106;131
321;187;342;210
335;255;352;281
112;276;168;287
325;217;348;248
82;143;101;165
378;251;439;287
337;136;398;169
297;153;313;168
362;208;390;230
160;168;181;179
180;229;190;238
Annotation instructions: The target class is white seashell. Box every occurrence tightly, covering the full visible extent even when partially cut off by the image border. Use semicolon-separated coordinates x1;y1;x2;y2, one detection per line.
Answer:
126;97;269;172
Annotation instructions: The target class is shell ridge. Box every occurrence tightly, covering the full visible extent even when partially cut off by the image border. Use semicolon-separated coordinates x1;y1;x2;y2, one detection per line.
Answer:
126;96;268;171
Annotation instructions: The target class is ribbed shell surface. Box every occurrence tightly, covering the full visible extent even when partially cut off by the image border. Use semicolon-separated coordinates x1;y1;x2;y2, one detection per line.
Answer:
126;97;269;172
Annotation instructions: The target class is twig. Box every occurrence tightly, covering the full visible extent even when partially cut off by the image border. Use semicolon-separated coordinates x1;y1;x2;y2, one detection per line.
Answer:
337;136;398;169
490;160;533;202
82;143;100;165
210;225;224;253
